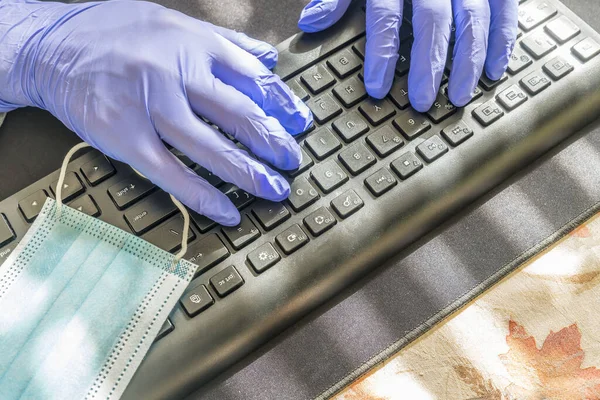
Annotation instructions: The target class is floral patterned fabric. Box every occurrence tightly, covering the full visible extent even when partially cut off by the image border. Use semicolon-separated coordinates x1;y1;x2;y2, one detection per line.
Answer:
335;216;600;399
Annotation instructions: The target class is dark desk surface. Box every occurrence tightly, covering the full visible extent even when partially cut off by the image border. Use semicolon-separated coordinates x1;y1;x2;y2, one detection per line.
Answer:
1;1;599;399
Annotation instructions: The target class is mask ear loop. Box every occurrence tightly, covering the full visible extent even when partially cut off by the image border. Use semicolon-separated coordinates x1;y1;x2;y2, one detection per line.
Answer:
56;143;190;272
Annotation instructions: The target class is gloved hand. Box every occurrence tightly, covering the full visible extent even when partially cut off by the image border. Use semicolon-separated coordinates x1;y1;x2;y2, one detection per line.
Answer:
298;0;518;111
0;0;312;226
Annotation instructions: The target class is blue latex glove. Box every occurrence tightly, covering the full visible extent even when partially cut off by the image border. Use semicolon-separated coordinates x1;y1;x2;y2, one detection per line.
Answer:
299;0;518;111
0;0;313;226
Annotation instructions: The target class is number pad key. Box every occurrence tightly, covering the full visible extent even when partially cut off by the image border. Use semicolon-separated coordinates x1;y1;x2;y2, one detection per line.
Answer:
276;224;309;255
305;128;342;160
210;266;244;297
416;135;449;163
473;100;504;126
332;111;370;143
393;110;431;140
247;243;281;273
311;160;349;194
496;84;528;111
520;71;551;95
366;126;404;158
572;37;600;62
252;201;290;231
327;49;362;78
518;1;557;32
391;152;423;180
288;178;320;212
339;143;376;175
441;121;474;146
332;77;367;107
543;56;574;80
365;168;397;197
301;64;336;94
359;98;396;126
507;48;533;75
331;190;364;218
307;94;343;124
221;215;260;250
521;32;557;59
304;207;337;236
545;16;580;44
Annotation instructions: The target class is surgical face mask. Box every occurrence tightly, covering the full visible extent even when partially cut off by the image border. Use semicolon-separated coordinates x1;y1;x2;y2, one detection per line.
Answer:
0;143;197;399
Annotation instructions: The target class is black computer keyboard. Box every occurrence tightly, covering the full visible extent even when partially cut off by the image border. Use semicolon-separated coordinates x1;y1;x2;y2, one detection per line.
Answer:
1;0;600;398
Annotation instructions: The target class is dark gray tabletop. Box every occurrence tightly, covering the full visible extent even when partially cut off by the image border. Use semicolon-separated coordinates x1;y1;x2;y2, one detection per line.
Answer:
0;1;598;399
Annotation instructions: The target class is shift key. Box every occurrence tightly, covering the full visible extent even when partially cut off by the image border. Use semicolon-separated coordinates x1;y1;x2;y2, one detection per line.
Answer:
124;191;178;235
108;174;155;209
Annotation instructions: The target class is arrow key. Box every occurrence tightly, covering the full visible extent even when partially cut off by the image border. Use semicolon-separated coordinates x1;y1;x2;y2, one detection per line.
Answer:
68;195;100;217
19;190;49;222
51;172;85;202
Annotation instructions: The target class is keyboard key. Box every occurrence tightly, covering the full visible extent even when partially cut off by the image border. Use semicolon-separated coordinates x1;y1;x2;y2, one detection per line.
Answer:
186;234;229;276
521;32;557;59
365;168;397;196
366;126;404;157
520;71;551;95
51;172;85;203
327;49;362;78
19;190;49;222
287;79;309;101
81;155;116;186
305;128;342;160
352;37;366;59
252;201;290;231
221;215;260;250
331;190;364;218
68;195;100;217
181;284;214;317
332;77;368;107
496;84;529;111
304;207;337;236
543;56;574;80
0;244;15;266
287;148;314;178
479;73;508;91
307;94;343;124
507;48;534;75
440;84;482;105
311;160;349;193
518;1;557;31
332;111;370;143
142;214;196;253
247;243;281;273
545;15;580;44
572;37;600;62
441;121;474;146
124;191;178;235
426;93;457;123
155;319;174;342
276;224;309;255
0;214;15;248
339;142;376;175
395;44;412;76
393;110;431;140
108;174;155;209
196;167;225;188
388;75;410;110
226;188;255;210
288;178;320;212
190;211;216;233
210;266;244;297
359;98;396;126
416;135;449;162
473;100;504;126
391;152;423;179
301;64;336;94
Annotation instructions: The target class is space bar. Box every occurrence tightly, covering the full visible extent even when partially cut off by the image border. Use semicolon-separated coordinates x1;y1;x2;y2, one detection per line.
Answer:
273;0;365;81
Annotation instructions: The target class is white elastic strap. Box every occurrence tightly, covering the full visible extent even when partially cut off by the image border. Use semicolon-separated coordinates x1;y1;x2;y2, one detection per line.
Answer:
56;142;91;218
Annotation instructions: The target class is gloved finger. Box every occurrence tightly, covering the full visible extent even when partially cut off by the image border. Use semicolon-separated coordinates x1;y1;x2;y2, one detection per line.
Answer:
409;0;453;112
129;139;241;226
364;0;403;99
485;0;518;80
206;33;313;135
298;0;353;33
154;103;292;203
448;0;490;107
187;77;302;171
198;21;279;69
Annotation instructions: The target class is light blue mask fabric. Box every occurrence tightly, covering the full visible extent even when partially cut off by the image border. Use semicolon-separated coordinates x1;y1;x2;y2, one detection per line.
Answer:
0;146;197;399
